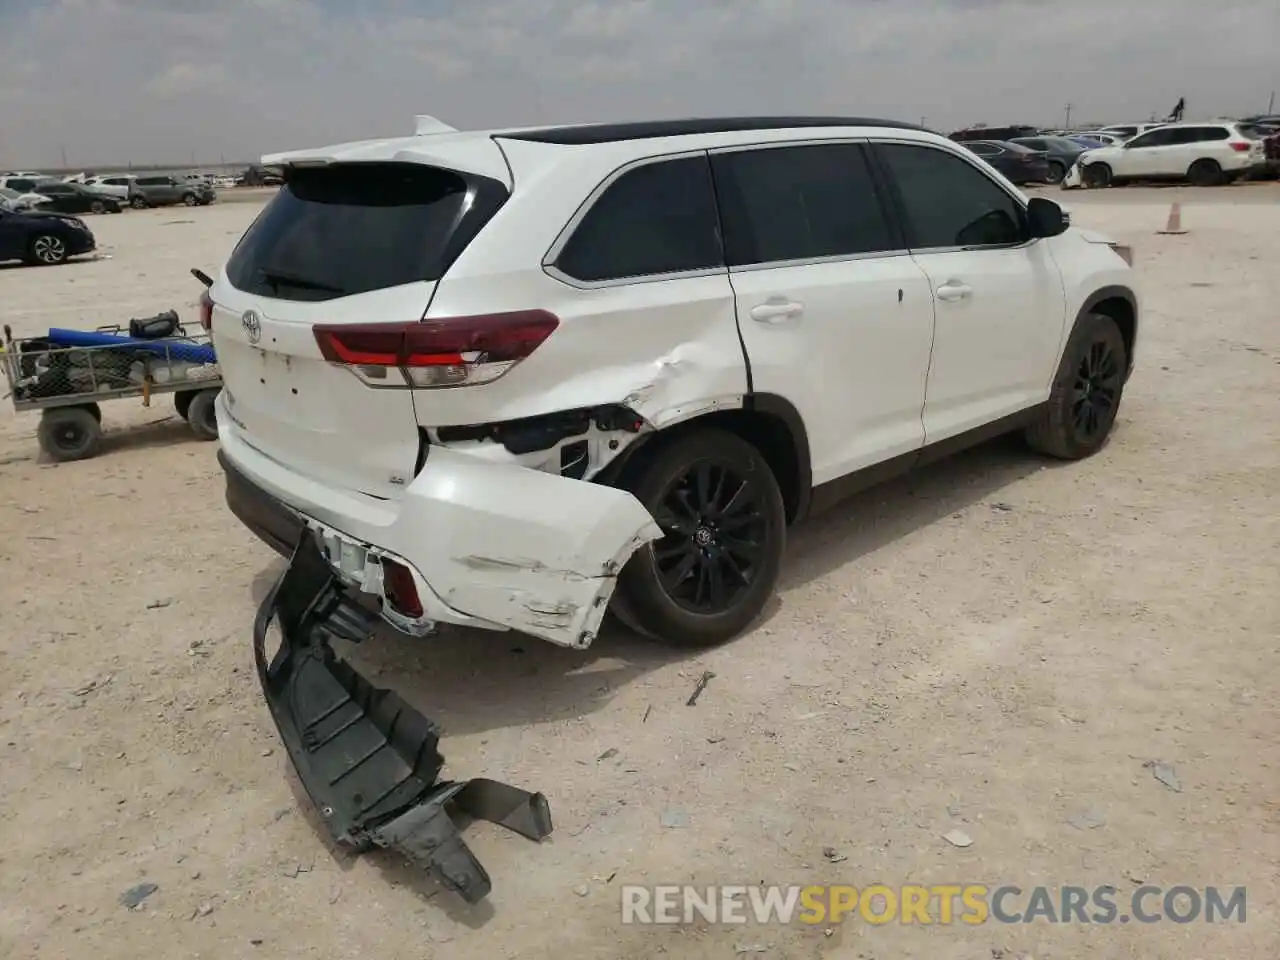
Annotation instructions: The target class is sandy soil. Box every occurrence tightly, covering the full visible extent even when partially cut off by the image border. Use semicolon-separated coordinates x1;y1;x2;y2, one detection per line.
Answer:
0;184;1277;960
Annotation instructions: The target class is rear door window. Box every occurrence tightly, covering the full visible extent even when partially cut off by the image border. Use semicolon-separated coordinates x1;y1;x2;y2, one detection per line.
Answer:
710;142;895;266
226;162;501;302
875;142;1027;249
553;156;722;283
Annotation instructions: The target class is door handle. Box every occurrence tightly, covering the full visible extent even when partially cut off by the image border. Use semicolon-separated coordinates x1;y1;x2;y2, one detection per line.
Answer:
935;280;973;302
750;300;804;323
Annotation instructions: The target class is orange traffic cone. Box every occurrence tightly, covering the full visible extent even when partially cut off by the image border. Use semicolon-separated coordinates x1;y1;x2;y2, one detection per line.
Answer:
1158;201;1187;235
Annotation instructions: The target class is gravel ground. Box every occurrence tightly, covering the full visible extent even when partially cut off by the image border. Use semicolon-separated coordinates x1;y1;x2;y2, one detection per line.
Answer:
0;183;1277;960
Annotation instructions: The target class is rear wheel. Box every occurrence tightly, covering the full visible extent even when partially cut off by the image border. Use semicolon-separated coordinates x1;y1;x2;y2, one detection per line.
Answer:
183;193;199;206
1025;313;1128;460
1083;162;1112;188
130;195;147;209
37;406;103;461
186;388;220;440
1046;160;1067;184
614;429;786;647
1188;158;1224;186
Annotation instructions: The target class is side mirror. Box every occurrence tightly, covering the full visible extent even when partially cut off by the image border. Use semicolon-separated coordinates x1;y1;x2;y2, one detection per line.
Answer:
1027;197;1068;238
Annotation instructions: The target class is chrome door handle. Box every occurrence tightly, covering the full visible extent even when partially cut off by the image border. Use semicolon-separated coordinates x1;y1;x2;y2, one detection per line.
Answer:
750;300;804;323
936;281;973;302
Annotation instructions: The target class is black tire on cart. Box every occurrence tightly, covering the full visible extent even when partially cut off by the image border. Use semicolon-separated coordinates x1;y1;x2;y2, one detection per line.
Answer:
174;389;198;420
186;388;220;441
37;406;103;462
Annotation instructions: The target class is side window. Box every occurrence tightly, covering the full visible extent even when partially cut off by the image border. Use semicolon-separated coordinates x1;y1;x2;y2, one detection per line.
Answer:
1020;139;1047;151
876;143;1027;249
554;156;722;283
710;142;895;266
967;142;999;157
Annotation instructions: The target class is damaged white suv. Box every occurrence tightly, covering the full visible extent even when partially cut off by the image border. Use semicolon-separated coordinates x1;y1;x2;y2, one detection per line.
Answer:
209;115;1139;651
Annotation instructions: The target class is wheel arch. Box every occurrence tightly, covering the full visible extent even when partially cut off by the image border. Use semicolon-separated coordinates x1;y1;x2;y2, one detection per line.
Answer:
1079;285;1138;378
594;392;813;525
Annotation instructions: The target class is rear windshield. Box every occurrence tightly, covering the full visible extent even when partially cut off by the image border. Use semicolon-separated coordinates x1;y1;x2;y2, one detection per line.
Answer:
225;162;495;302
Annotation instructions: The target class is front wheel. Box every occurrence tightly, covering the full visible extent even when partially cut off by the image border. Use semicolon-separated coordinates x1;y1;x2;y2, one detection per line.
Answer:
37;406;103;461
1025;313;1128;460
182;193;199;207
613;429;786;647
1045;160;1067;184
89;199;106;214
1082;162;1112;188
130;195;147;209
1187;158;1224;186
27;234;67;265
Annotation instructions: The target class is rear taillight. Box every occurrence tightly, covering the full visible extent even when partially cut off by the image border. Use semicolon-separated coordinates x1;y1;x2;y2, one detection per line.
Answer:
198;290;213;331
1229;141;1251;152
381;559;423;618
313;310;559;389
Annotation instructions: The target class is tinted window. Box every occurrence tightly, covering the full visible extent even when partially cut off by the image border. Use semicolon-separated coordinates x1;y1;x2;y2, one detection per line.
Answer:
877;143;1027;248
105;178;129;185
967;142;1000;157
38;183;72;194
1017;138;1047;151
227;162;496;302
556;156;721;282
710;143;894;266
8;179;35;191
1127;128;1174;149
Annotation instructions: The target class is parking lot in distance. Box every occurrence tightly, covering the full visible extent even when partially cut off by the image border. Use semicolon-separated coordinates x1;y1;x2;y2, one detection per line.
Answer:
0;182;1277;959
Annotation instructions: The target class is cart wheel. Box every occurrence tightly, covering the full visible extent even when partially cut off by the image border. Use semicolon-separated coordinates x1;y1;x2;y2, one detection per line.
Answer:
174;390;197;420
187;388;220;441
38;407;103;462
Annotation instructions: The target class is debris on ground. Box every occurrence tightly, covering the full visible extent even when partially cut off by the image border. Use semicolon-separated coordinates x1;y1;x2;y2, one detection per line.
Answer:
686;670;716;706
146;599;172;610
1066;808;1107;830
990;502;1015;512
1145;761;1183;792
120;882;158;909
597;748;618;761
573;883;589;897
660;808;690;829
191;903;214;919
734;944;769;954
821;846;847;863
72;674;114;697
943;829;973;848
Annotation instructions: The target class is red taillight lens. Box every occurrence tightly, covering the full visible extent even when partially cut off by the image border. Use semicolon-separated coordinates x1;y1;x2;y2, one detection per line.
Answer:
198;290;213;331
313;310;559;389
381;559;423;618
1228;141;1250;152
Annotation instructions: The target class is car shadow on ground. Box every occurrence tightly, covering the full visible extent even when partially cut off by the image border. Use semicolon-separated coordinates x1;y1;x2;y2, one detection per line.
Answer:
249;433;1049;742
94;413;209;455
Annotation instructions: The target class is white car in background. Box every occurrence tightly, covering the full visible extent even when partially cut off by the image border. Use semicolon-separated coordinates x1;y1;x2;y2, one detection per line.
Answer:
0;186;52;211
1073;121;1267;187
82;175;137;200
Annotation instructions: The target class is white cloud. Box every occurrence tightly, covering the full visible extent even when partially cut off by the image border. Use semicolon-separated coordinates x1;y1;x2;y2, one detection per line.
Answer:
0;0;1276;168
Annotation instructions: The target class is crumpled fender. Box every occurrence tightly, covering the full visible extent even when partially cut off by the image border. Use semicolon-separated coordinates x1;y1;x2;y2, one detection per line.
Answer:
390;446;664;649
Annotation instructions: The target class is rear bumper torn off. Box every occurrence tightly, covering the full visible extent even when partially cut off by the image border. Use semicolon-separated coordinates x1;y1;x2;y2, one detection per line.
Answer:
254;533;553;904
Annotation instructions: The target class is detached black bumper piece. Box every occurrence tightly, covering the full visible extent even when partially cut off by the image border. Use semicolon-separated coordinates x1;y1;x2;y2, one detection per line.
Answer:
253;534;553;904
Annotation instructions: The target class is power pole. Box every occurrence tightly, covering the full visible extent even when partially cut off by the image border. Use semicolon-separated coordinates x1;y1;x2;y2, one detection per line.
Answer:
1268;90;1276;115
60;144;68;168
1064;103;1073;130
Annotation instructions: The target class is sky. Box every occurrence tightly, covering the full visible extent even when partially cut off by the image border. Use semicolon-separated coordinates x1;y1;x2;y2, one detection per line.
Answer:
1;0;1277;169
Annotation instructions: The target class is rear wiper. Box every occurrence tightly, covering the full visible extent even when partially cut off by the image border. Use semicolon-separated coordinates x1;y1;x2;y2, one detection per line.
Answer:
258;268;345;294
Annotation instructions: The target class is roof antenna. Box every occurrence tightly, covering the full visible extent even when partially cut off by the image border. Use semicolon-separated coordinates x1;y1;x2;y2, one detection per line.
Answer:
414;115;458;136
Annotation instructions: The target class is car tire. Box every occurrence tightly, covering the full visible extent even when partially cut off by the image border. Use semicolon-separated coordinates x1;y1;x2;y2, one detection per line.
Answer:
89;199;105;214
174;389;198;420
1046;160;1067;184
1082;162;1112;188
1187;159;1224;186
613;428;786;648
1025;312;1128;460
26;234;68;265
182;193;199;207
130;195;147;209
186;388;220;441
37;406;103;462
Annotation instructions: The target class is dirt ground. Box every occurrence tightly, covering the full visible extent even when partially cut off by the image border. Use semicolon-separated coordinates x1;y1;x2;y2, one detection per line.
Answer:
0;183;1277;960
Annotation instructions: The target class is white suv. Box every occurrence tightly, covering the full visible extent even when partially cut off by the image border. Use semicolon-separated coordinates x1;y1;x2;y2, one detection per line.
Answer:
208;116;1139;652
1074;122;1266;187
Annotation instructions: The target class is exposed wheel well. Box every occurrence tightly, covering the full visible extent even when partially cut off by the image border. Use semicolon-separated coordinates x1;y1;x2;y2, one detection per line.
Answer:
602;408;807;524
1089;295;1136;372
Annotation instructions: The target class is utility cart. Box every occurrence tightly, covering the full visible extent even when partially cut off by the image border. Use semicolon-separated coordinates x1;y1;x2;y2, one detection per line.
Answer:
2;313;222;462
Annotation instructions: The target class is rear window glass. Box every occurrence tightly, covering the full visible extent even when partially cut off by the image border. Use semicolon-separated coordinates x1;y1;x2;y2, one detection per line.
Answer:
225;162;481;302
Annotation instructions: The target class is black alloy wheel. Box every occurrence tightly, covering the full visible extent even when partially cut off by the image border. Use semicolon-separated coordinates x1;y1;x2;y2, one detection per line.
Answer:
1071;336;1123;444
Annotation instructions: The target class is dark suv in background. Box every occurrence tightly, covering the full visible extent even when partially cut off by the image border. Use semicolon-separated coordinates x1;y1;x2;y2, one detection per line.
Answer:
128;175;216;209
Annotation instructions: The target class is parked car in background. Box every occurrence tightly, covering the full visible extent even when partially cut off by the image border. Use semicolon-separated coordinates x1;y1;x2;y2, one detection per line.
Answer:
0;175;48;193
128;175;216;208
82;174;137;199
31;180;123;214
0;204;96;265
961;139;1052;184
0;186;51;212
1239;121;1280;179
949;124;1042;143
1091;123;1165;141
236;164;284;187
1075;121;1268;187
1067;133;1122;148
1009;135;1090;183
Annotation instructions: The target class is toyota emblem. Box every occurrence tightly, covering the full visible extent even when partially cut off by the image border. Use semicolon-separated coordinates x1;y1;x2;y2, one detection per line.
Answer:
241;310;261;344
